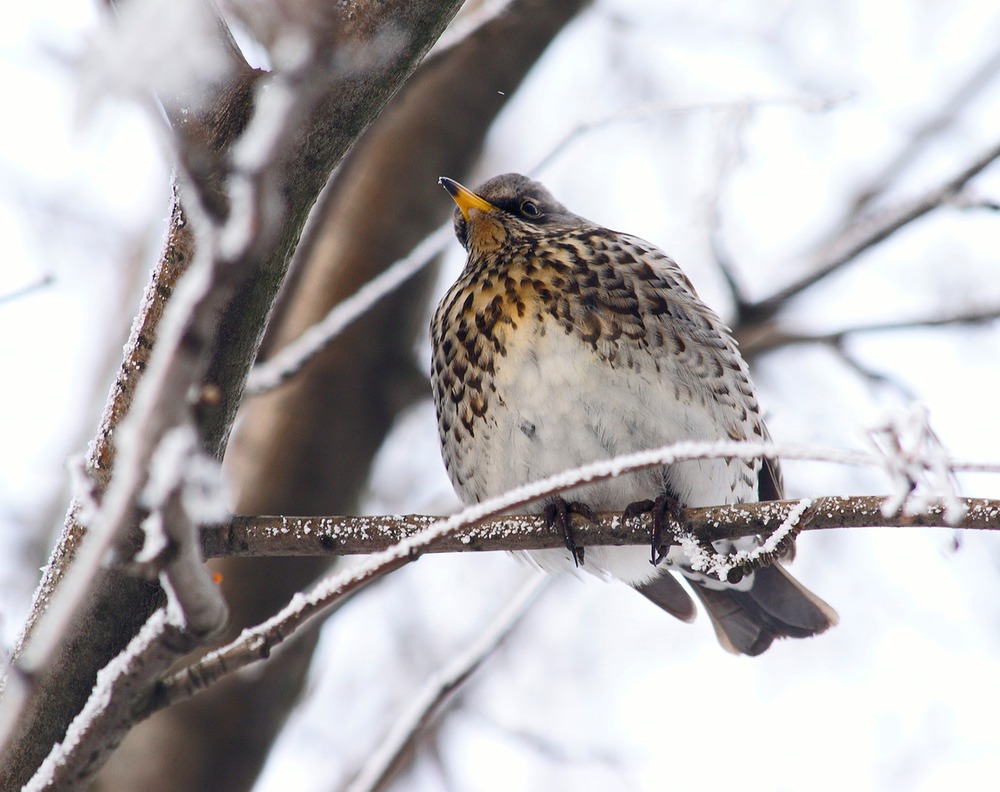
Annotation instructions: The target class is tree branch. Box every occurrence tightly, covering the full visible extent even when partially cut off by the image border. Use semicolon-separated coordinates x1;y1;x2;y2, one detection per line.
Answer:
344;574;548;792
740;304;1000;357
140;492;999;722
0;2;466;787
744;137;1000;323
530;94;845;175
847;44;1000;218
0;275;55;305
244;223;453;395
204;496;1000;560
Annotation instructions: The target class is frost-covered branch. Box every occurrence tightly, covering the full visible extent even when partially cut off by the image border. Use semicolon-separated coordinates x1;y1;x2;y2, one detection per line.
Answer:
1;1;467;788
136;425;229;636
19;425;230;790
245;223;453;395
203;429;1000;559
205;495;1000;560
345;574;548;792
22;611;191;792
133;430;1000;725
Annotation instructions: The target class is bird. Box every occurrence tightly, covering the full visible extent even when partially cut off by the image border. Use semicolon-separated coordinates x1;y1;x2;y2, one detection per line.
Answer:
430;173;837;655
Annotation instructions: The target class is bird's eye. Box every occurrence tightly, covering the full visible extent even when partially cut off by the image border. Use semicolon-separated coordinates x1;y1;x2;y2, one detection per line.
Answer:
520;200;541;218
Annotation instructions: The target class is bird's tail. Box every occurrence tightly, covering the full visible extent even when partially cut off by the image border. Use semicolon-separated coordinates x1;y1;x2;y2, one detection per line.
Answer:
686;563;838;656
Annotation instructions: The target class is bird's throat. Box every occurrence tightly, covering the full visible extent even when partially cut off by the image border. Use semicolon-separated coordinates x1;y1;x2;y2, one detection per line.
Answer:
465;211;509;258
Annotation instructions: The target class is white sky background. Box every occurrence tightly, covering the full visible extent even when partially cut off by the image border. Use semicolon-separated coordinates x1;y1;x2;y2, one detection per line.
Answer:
3;1;1000;791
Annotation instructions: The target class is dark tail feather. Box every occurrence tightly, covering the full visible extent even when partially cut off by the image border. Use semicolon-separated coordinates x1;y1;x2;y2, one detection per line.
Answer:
635;574;696;623
689;563;838;656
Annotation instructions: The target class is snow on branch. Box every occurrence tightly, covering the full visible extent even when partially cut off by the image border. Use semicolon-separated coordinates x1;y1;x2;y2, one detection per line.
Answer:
245;223;453;395
201;432;1000;560
19;426;231;790
674;497;813;585
868;403;966;524
125;429;1000;723
23;609;193;791
137;425;228;636
206;495;1000;560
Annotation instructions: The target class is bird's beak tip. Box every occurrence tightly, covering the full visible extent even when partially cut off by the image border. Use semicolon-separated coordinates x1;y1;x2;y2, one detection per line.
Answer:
439;177;496;221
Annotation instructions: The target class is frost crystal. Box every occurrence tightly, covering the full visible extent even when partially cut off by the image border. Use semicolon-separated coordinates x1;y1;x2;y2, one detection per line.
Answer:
868;404;966;524
141;425;229;524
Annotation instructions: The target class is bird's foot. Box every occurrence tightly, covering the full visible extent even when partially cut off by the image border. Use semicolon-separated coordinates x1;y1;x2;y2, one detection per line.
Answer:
623;495;684;566
543;498;595;567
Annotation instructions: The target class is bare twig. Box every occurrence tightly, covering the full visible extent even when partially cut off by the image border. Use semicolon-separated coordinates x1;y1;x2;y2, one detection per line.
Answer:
740;303;1000;356
0;275;55;305
949;191;1000;212
705;107;753;311
829;345;918;400
848;45;1000;218
344;574;548;792
530;94;847;175
747;138;1000;320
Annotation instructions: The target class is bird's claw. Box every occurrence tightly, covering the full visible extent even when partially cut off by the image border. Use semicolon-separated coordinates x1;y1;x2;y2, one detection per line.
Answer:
543;498;594;567
623;495;684;566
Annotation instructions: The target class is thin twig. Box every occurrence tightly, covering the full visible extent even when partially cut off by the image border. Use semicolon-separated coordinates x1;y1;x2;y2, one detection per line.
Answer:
530;94;847;175
848;45;1000;218
829;344;918;400
0;276;55;305
747;138;1000;320
741;303;1000;356
949;191;1000;212
344;574;548;792
705;107;753;311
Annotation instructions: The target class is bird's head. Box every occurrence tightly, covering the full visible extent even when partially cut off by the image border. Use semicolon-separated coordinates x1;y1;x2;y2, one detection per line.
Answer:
438;173;576;256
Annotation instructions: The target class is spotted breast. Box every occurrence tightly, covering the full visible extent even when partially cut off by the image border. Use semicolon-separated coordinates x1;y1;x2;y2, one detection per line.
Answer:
431;173;836;655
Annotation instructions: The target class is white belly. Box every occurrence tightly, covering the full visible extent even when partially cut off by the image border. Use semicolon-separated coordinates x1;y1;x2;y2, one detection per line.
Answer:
449;321;758;585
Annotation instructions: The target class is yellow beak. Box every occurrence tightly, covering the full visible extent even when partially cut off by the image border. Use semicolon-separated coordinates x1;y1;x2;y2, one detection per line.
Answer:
439;177;497;220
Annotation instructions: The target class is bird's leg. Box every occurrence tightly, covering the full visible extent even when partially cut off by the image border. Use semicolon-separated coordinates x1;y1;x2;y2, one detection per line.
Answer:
623;495;684;566
543;498;595;567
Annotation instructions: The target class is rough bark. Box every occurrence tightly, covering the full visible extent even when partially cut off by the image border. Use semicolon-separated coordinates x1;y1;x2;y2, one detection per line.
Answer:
1;2;465;789
96;1;589;790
